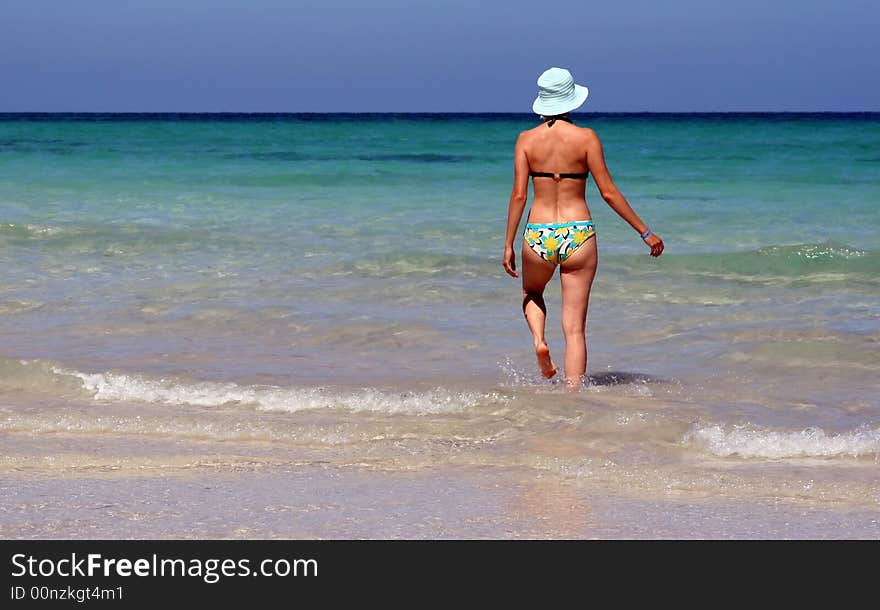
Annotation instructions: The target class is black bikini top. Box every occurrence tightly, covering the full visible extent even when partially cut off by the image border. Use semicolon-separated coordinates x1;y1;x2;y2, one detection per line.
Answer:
530;170;589;180
530;115;588;180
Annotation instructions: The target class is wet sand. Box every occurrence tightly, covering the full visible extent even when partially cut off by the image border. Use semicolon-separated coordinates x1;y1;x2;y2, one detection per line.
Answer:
3;433;879;539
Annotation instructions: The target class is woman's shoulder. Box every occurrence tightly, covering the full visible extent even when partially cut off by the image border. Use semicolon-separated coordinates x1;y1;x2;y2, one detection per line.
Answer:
518;124;543;138
575;126;602;150
514;126;542;149
515;123;599;144
577;125;599;139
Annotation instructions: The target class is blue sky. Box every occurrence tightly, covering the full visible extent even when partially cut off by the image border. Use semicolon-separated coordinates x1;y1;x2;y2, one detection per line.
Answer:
2;0;877;111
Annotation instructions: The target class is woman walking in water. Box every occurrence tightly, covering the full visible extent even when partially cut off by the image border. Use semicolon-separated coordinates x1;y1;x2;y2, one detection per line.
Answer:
503;67;664;389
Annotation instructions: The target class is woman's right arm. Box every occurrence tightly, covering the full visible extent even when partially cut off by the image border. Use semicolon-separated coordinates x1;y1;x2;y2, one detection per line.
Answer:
586;130;664;257
503;133;531;277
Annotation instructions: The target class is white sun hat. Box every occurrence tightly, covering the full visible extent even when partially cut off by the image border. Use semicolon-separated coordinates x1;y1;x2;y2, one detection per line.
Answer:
532;67;589;116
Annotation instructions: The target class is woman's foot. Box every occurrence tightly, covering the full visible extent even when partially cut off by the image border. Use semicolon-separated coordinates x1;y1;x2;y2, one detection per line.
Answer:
535;342;558;379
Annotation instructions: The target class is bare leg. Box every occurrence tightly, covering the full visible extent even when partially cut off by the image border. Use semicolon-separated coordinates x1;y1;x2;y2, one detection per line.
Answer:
521;243;558;378
559;237;598;389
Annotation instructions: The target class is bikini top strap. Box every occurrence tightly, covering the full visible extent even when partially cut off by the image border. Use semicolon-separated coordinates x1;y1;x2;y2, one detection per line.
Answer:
544;116;574;128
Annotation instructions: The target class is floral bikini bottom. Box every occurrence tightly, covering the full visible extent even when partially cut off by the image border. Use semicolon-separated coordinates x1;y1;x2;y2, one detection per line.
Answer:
523;220;596;265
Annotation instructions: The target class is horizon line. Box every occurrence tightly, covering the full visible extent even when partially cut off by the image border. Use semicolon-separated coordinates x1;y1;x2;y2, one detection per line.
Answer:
2;110;879;116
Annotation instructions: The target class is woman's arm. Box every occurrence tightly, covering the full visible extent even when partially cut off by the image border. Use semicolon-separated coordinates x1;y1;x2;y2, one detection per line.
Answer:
503;133;531;277
587;130;664;257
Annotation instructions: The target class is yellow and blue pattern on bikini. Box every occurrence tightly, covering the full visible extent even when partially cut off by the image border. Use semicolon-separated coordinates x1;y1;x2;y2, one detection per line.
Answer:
524;220;596;264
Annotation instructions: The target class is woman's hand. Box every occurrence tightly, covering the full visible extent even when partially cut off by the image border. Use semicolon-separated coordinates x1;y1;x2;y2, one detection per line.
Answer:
503;246;518;277
644;233;664;257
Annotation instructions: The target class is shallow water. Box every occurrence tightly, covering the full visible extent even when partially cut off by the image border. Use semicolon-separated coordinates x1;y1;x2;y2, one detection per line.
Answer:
1;113;878;538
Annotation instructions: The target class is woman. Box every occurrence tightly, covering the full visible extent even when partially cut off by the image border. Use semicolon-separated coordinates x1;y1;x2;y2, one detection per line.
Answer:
502;67;664;389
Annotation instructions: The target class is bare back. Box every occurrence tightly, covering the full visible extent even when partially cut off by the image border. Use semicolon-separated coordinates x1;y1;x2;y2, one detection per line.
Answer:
520;121;594;224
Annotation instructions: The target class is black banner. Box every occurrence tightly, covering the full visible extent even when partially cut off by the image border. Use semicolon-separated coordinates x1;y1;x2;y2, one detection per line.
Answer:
0;540;871;605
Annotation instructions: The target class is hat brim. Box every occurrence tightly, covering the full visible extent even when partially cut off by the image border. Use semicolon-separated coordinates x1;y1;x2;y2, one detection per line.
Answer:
532;84;589;116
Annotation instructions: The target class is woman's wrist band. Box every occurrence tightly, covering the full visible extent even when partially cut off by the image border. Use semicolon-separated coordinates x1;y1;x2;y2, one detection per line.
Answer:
640;228;652;240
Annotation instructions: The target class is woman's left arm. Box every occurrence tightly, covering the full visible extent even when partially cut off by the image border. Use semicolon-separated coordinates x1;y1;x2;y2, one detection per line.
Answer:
503;133;530;278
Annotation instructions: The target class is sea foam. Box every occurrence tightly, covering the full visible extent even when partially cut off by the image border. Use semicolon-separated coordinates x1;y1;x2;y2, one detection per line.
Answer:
685;423;880;459
54;366;508;415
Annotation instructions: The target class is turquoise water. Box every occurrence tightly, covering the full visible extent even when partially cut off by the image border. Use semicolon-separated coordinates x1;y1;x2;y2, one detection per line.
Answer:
2;113;879;538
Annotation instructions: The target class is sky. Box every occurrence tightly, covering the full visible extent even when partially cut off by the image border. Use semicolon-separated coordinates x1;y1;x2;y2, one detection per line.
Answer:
1;0;878;112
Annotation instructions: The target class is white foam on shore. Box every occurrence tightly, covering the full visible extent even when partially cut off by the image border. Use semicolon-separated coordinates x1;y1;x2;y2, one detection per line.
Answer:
685;423;880;459
54;367;508;415
0;223;64;237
